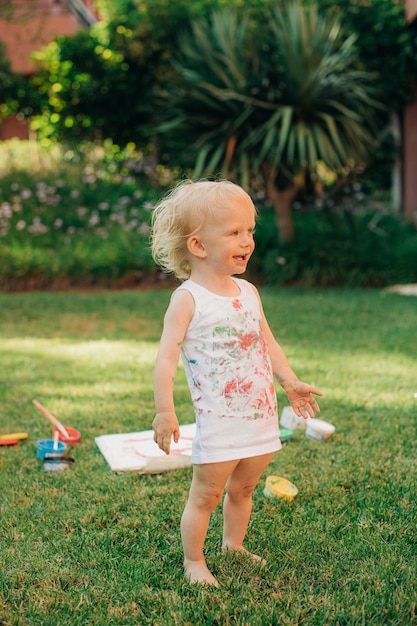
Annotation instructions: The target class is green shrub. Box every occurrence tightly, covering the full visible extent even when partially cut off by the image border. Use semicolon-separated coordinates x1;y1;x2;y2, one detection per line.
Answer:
252;206;417;287
1;140;416;290
0;140;163;290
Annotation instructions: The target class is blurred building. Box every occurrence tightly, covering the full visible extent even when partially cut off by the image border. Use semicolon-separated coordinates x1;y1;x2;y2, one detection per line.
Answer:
0;0;98;139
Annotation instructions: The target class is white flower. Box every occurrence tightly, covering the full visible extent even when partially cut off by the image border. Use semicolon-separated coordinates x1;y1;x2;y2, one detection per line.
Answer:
28;217;48;234
138;222;150;235
83;175;96;184
46;195;61;206
88;212;100;226
125;219;138;231
110;213;125;224
0;202;12;218
16;220;26;230
95;227;109;239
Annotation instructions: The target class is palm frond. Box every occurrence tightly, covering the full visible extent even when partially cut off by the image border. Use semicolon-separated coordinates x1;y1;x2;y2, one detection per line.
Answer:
159;2;385;182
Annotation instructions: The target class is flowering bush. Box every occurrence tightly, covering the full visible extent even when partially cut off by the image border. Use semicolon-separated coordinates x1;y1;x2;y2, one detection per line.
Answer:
1;139;416;290
0;140;167;290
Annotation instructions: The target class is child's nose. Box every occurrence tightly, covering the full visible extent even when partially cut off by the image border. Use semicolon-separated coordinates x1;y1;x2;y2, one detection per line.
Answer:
240;233;253;246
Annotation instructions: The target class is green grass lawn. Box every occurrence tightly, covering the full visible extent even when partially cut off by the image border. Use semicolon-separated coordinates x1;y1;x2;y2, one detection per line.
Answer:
0;287;416;625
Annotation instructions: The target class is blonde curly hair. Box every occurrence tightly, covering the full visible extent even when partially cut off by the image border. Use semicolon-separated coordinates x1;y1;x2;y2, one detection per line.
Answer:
151;179;255;280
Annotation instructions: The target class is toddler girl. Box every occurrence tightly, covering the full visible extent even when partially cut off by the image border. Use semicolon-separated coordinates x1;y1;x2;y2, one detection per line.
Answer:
151;180;322;586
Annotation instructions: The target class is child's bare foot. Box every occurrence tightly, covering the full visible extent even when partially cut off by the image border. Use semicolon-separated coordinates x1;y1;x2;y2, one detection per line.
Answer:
184;560;219;587
222;545;266;567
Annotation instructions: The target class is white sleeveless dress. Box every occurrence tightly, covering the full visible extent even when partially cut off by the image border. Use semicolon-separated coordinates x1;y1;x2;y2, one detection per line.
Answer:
176;277;281;464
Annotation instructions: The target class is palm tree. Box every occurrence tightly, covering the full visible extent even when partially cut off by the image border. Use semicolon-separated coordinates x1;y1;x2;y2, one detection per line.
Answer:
160;2;383;243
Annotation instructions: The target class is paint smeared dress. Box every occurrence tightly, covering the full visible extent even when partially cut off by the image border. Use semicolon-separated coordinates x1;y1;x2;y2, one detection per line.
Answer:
176;278;281;464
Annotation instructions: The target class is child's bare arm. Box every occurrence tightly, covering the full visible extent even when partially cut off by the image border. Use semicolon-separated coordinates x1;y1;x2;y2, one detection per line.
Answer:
252;286;322;419
153;290;194;453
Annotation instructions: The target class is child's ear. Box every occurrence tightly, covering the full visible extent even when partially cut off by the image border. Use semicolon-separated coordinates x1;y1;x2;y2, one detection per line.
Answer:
187;236;207;258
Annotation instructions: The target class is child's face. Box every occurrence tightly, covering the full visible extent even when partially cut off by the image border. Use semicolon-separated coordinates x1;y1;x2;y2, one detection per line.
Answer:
189;194;256;276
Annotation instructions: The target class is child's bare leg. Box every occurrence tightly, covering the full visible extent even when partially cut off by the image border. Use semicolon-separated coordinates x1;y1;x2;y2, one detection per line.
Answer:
222;452;274;558
181;459;238;586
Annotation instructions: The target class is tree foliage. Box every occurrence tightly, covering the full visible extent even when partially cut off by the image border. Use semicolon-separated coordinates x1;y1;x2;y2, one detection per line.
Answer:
0;42;16;118
160;3;383;242
30;25;149;145
10;0;414;152
27;0;249;146
316;0;417;110
1;0;416;224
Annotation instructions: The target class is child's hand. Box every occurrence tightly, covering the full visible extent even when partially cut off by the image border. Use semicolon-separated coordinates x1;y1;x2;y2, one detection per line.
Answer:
152;412;180;454
283;380;322;420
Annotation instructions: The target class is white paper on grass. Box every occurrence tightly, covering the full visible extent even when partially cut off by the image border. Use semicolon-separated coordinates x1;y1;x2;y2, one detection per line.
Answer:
95;423;196;473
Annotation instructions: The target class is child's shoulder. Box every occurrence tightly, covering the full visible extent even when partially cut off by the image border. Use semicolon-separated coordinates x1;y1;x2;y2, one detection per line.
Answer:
174;278;195;295
233;277;258;295
167;285;195;318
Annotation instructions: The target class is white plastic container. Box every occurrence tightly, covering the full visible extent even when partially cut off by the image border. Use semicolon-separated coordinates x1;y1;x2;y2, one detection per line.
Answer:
305;418;335;440
280;405;308;430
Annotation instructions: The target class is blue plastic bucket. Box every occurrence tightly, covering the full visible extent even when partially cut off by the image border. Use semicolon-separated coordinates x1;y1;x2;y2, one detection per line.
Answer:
37;439;67;459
